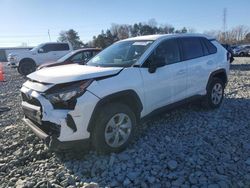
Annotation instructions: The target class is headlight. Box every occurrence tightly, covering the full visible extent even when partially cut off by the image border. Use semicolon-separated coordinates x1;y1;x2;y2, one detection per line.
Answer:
8;55;17;61
44;80;93;104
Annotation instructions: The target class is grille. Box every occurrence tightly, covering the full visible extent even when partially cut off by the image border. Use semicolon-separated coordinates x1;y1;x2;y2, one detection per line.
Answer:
22;92;61;138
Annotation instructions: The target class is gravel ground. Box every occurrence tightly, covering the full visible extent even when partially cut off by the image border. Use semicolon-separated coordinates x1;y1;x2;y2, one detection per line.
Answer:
0;58;250;188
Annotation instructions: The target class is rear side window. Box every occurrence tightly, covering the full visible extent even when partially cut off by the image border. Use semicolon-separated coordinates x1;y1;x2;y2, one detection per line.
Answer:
52;44;69;51
181;38;203;60
202;38;217;54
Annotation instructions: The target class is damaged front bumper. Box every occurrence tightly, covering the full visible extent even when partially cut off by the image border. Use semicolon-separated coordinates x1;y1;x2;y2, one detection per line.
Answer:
20;83;99;150
22;117;90;151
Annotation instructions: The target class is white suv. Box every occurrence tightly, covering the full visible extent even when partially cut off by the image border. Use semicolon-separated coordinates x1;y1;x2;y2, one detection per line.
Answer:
8;42;73;75
21;34;229;153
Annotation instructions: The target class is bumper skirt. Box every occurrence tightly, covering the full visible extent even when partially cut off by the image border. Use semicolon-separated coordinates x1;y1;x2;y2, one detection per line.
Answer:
23;117;90;151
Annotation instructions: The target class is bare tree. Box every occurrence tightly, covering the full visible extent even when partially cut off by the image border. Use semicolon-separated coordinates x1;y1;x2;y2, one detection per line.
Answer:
148;18;158;27
204;25;250;44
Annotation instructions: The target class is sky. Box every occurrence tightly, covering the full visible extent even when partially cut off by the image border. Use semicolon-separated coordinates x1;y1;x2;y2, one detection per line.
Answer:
0;0;249;47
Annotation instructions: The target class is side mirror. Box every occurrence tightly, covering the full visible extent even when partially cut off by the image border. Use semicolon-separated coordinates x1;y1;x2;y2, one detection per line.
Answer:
38;48;44;53
148;56;165;73
148;60;157;73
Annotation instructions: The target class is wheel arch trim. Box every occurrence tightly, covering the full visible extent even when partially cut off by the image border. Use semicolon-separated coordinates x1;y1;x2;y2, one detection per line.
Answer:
87;89;143;132
206;68;228;90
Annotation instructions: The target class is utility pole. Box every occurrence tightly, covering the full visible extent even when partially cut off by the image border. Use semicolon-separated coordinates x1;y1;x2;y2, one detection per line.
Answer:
48;29;51;42
223;8;227;42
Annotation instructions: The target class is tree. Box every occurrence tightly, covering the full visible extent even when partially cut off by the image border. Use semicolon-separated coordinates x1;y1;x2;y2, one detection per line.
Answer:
148;18;158;27
245;32;250;43
204;25;250;44
181;27;187;33
90;20;196;48
58;29;83;49
117;25;130;40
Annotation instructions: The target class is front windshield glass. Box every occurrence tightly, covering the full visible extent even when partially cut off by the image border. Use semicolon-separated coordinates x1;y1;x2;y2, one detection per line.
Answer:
87;40;153;67
30;43;44;52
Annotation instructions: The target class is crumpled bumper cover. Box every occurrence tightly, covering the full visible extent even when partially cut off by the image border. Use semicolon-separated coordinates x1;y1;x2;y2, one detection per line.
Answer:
23;117;90;151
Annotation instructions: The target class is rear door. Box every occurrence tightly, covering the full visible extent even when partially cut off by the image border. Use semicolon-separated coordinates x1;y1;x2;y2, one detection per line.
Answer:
51;43;70;59
140;38;188;112
36;44;55;64
179;37;217;97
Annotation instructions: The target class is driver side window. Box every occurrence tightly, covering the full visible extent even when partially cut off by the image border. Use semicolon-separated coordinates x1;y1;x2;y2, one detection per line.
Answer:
40;44;52;53
154;39;181;66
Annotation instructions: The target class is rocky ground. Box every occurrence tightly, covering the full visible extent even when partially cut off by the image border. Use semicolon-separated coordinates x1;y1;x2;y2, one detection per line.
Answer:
0;58;250;188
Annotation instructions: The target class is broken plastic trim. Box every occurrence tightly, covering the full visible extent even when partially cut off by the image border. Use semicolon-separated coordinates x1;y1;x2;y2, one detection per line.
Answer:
66;114;77;132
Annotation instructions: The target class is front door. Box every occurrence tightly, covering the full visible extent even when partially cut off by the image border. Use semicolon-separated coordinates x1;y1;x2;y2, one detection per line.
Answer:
140;39;188;114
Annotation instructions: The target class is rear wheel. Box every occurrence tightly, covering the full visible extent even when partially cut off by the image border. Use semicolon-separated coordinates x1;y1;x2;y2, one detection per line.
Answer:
18;60;36;76
91;103;137;153
203;78;225;109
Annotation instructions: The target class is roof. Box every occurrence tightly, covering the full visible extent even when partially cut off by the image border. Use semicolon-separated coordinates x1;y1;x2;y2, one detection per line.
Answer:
122;33;215;42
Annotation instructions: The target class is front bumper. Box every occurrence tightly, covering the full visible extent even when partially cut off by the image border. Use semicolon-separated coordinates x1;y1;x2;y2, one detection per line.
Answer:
23;117;90;151
20;83;99;149
8;61;17;68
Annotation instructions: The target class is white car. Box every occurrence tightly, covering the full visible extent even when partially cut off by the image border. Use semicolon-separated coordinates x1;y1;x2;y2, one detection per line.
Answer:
8;42;73;75
20;34;230;153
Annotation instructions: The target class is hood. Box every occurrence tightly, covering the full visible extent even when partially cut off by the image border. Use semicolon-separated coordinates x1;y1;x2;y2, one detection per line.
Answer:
27;64;123;84
12;50;36;59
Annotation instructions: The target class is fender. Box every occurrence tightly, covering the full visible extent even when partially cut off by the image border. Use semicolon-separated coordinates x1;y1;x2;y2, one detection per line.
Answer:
206;68;227;90
87;89;143;132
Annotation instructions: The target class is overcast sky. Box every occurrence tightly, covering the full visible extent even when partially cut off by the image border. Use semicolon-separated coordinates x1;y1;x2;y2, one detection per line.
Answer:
0;0;249;47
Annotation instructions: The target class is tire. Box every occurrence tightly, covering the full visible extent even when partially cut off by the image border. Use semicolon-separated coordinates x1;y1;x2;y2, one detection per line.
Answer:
203;78;225;109
239;52;245;57
18;59;36;76
91;103;137;153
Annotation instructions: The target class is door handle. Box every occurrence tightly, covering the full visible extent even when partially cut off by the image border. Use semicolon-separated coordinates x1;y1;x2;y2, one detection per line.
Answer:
177;70;186;75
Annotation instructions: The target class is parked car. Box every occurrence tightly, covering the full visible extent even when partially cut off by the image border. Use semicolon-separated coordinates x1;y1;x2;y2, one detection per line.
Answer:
37;48;101;70
8;42;73;75
21;34;229;153
232;45;250;57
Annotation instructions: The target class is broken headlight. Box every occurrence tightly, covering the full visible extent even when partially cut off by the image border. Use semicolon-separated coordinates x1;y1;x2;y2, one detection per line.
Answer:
45;80;93;104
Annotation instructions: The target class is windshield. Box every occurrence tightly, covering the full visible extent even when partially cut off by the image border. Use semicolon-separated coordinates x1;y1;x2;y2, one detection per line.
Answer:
30;43;44;52
56;51;75;62
87;40;153;67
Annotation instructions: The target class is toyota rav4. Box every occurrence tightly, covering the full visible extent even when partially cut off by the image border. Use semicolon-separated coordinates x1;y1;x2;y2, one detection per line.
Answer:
21;34;230;153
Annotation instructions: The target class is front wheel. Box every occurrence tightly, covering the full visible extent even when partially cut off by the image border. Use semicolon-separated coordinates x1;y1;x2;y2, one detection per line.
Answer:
91;103;137;153
203;78;225;109
239;52;245;57
18;60;36;76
